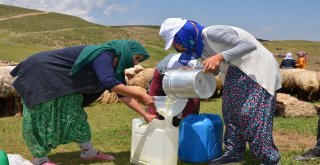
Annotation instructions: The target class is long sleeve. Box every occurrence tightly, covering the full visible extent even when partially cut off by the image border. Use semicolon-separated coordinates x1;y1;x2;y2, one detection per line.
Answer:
91;52;122;90
296;58;306;69
146;69;164;115
206;26;257;62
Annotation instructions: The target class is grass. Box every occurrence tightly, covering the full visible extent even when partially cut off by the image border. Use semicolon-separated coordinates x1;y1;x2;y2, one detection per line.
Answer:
0;4;41;19
0;12;103;33
274;117;318;135
1;99;320;165
262;40;320;71
1;4;320;165
0;36;51;62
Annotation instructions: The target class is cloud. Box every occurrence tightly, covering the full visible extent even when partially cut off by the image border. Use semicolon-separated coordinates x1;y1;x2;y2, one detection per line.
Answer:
103;3;130;16
260;26;275;33
0;0;140;23
253;26;275;38
0;0;95;20
256;26;275;35
103;0;140;16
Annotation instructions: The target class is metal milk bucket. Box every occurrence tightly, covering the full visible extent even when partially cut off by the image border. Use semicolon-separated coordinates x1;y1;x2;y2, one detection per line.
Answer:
162;69;216;99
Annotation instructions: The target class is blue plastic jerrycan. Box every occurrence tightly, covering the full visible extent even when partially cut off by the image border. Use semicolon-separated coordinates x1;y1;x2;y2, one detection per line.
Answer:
178;114;223;163
0;150;9;165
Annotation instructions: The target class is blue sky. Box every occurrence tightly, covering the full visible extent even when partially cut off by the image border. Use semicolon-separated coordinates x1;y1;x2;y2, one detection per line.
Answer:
1;0;319;41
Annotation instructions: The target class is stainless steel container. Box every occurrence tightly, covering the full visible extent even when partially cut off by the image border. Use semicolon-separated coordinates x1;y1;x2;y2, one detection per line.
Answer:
162;69;216;99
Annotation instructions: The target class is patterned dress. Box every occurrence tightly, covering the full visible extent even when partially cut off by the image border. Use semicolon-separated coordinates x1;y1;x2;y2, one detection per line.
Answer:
22;94;91;157
222;66;280;164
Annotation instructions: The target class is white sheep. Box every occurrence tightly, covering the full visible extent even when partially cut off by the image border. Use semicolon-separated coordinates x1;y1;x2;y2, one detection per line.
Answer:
279;69;319;101
125;65;144;80
0;65;22;117
126;68;155;89
293;70;319;101
279;69;304;95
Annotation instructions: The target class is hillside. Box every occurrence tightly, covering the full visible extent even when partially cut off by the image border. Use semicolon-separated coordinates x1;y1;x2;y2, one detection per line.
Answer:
0;4;319;70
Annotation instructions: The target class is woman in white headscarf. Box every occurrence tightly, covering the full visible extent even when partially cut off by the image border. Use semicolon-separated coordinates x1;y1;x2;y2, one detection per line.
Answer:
159;18;281;165
279;52;296;69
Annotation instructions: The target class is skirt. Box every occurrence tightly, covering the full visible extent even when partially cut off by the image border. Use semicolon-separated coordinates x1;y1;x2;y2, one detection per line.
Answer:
22;94;91;157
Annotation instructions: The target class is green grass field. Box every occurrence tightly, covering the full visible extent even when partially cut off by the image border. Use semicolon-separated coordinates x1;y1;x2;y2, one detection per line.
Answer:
1;100;320;165
1;4;320;165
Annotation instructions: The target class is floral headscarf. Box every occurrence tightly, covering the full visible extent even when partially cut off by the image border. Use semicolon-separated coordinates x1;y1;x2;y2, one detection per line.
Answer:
296;50;308;62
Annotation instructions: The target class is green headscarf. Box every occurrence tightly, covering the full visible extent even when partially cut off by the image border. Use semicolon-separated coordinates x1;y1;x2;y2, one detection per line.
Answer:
70;40;149;82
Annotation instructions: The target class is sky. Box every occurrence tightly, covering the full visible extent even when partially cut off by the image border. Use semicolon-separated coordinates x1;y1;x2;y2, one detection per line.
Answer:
1;0;320;41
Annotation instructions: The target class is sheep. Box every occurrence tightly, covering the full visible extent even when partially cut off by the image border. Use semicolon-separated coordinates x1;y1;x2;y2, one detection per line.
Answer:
317;72;320;100
278;69;305;95
0;65;22;117
97;86;147;104
213;74;224;97
293;70;319;101
278;69;320;101
126;68;155;89
125;65;144;80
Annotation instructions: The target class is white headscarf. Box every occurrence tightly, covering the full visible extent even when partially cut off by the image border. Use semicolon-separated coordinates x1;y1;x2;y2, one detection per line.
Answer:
284;52;293;59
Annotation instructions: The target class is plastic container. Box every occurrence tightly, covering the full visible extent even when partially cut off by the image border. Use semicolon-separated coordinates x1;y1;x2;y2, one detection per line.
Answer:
153;96;187;118
130;118;179;165
178;114;223;163
162;69;216;99
0;150;9;165
8;154;33;165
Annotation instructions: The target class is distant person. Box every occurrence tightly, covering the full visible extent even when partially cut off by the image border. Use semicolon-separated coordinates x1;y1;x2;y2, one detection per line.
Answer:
295;50;308;69
10;40;157;165
279;52;296;69
159;18;282;165
147;53;201;126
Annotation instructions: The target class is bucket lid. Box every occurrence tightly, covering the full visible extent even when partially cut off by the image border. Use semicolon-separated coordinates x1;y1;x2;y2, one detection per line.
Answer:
154;96;187;118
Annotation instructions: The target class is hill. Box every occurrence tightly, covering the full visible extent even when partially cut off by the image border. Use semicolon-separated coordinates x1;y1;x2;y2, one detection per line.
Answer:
0;4;319;70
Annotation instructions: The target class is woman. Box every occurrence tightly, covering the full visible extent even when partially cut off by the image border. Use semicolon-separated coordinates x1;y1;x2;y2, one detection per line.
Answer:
10;40;157;165
279;52;296;69
295;50;307;69
147;53;201;126
159;18;282;165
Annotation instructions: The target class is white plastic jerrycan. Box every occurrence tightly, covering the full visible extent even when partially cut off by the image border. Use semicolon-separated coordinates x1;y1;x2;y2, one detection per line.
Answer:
130;118;179;165
130;96;187;165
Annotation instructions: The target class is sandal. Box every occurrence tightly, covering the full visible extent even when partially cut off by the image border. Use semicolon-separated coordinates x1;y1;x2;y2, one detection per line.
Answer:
42;162;58;165
31;158;58;165
81;152;115;161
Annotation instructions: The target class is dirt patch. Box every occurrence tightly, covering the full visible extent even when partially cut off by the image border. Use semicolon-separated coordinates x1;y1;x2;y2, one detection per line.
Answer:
273;130;316;151
0;12;49;21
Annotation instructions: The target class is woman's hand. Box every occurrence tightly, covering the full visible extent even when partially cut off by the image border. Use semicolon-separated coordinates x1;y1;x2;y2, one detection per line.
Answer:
202;54;224;73
139;93;154;107
144;113;157;123
120;96;156;123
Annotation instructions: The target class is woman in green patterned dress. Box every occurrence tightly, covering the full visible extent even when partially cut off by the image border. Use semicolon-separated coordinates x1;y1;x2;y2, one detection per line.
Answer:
10;40;156;165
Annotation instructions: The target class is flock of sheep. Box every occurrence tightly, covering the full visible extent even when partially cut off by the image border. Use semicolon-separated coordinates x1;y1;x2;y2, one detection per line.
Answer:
0;62;319;118
279;69;320;101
